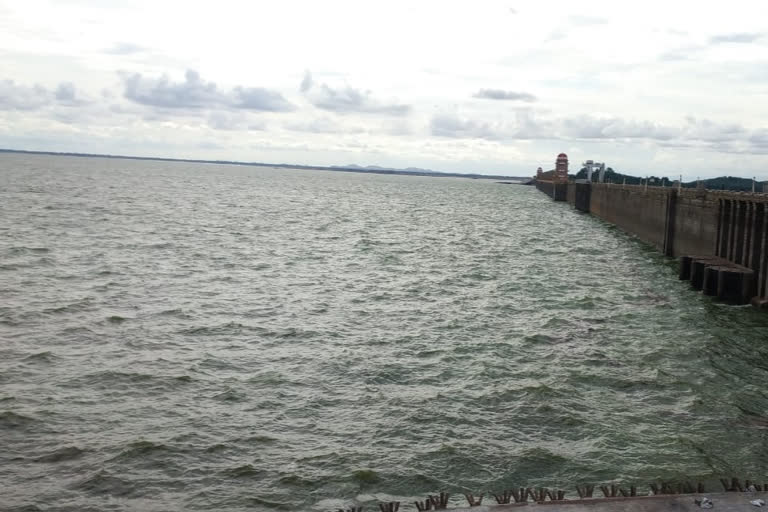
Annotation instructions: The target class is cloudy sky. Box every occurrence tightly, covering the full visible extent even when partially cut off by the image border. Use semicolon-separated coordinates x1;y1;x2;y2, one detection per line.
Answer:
1;0;767;178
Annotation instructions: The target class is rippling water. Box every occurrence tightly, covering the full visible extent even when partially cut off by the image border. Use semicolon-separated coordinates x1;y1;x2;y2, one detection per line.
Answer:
3;153;768;511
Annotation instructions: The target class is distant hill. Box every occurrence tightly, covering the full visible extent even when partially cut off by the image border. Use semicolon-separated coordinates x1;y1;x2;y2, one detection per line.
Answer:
682;176;767;192
331;163;530;180
0;148;527;181
332;164;436;174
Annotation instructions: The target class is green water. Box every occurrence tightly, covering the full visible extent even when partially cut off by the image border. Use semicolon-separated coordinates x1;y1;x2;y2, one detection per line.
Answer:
2;153;768;511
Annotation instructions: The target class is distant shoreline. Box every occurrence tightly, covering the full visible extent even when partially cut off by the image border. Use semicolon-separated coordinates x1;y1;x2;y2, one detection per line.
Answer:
0;148;530;182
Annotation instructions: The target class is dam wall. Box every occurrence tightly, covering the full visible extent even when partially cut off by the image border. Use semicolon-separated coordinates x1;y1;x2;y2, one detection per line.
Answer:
535;179;768;304
673;189;720;257
535;180;567;201
588;185;671;254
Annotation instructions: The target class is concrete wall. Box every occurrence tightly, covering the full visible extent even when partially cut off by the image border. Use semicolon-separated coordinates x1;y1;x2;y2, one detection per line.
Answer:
574;183;591;212
672;190;719;257
566;182;576;206
541;183;768;302
589;184;669;251
535;180;567;201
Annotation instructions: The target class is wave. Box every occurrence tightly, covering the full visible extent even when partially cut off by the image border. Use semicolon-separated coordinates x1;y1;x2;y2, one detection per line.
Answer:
221;464;264;478
64;371;193;392
111;440;170;462
6;247;50;255
33;446;84;463
22;351;58;364
0;411;37;429
71;470;135;497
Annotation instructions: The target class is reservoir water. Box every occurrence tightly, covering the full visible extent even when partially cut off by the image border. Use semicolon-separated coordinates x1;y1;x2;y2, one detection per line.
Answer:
2;153;768;511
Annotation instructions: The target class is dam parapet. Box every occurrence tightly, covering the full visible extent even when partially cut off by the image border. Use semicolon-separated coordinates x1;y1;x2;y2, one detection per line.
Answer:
534;175;768;307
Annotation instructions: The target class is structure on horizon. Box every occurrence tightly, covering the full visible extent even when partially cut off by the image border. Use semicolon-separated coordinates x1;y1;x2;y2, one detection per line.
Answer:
582;159;607;183
554;153;568;183
533;154;569;183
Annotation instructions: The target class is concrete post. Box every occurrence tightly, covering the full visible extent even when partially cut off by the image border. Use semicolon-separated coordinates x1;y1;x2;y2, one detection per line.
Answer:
703;266;720;296
679;255;692;280
759;206;768;299
719;200;731;258
662;189;677;257
690;260;708;290
743;201;755;268
734;201;747;265
728;200;739;262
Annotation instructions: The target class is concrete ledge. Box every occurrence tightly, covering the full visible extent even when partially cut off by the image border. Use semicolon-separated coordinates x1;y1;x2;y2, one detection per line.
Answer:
446;491;768;512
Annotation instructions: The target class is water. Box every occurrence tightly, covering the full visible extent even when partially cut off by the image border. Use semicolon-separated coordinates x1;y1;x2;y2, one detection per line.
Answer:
2;153;768;511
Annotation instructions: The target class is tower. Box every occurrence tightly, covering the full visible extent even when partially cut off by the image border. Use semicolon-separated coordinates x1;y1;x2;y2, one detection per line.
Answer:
555;153;568;183
536;166;543;179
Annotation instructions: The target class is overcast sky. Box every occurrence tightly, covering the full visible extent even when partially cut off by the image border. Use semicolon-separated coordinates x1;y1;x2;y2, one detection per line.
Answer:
1;0;767;178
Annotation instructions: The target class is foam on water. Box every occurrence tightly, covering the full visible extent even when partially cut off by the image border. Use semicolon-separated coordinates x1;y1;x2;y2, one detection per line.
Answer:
2;153;768;511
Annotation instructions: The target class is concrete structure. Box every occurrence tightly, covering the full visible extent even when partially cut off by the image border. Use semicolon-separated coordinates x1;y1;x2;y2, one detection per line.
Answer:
583;160;607;183
444;492;768;511
555;153;569;183
537;175;768;306
534;154;569;201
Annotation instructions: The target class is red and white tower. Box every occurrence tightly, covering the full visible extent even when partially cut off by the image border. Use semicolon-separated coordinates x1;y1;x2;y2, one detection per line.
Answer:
554;153;568;183
536;166;543;179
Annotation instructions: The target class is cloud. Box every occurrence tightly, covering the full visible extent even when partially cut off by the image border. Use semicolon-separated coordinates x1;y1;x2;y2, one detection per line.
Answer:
683;116;746;142
473;89;536;102
568;15;608;25
299;70;313;93
231;86;294;111
286;116;358;134
431;110;553;141
120;69;294;111
709;32;764;44
205;111;266;131
55;82;76;102
0;79;86;110
105;42;147;55
301;71;410;115
431;113;496;139
562;115;678;141
658;46;704;62
428;111;760;152
121;70;220;109
0;80;50;110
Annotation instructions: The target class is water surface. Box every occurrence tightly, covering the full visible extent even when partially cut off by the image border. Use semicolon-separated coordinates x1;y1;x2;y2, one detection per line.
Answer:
2;153;768;511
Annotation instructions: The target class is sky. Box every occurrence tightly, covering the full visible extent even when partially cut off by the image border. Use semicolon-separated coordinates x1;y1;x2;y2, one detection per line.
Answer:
1;0;767;179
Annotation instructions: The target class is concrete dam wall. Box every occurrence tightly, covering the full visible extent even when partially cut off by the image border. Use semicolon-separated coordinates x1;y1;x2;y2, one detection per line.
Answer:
535;180;768;305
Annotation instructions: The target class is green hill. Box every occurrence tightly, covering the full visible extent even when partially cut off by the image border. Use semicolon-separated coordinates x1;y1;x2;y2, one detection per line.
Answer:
574;168;765;192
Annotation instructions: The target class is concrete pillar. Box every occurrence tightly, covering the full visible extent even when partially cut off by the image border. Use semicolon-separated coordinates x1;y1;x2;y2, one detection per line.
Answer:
663;189;677;257
736;201;748;264
703;266;720;296
679;255;692;280
719;199;731;258
750;203;764;274
728;200;740;262
742;202;755;267
760;206;768;299
690;260;708;290
716;268;751;304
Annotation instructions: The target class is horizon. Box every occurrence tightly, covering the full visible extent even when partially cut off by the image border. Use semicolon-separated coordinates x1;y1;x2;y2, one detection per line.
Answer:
1;0;767;180
5;147;765;185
